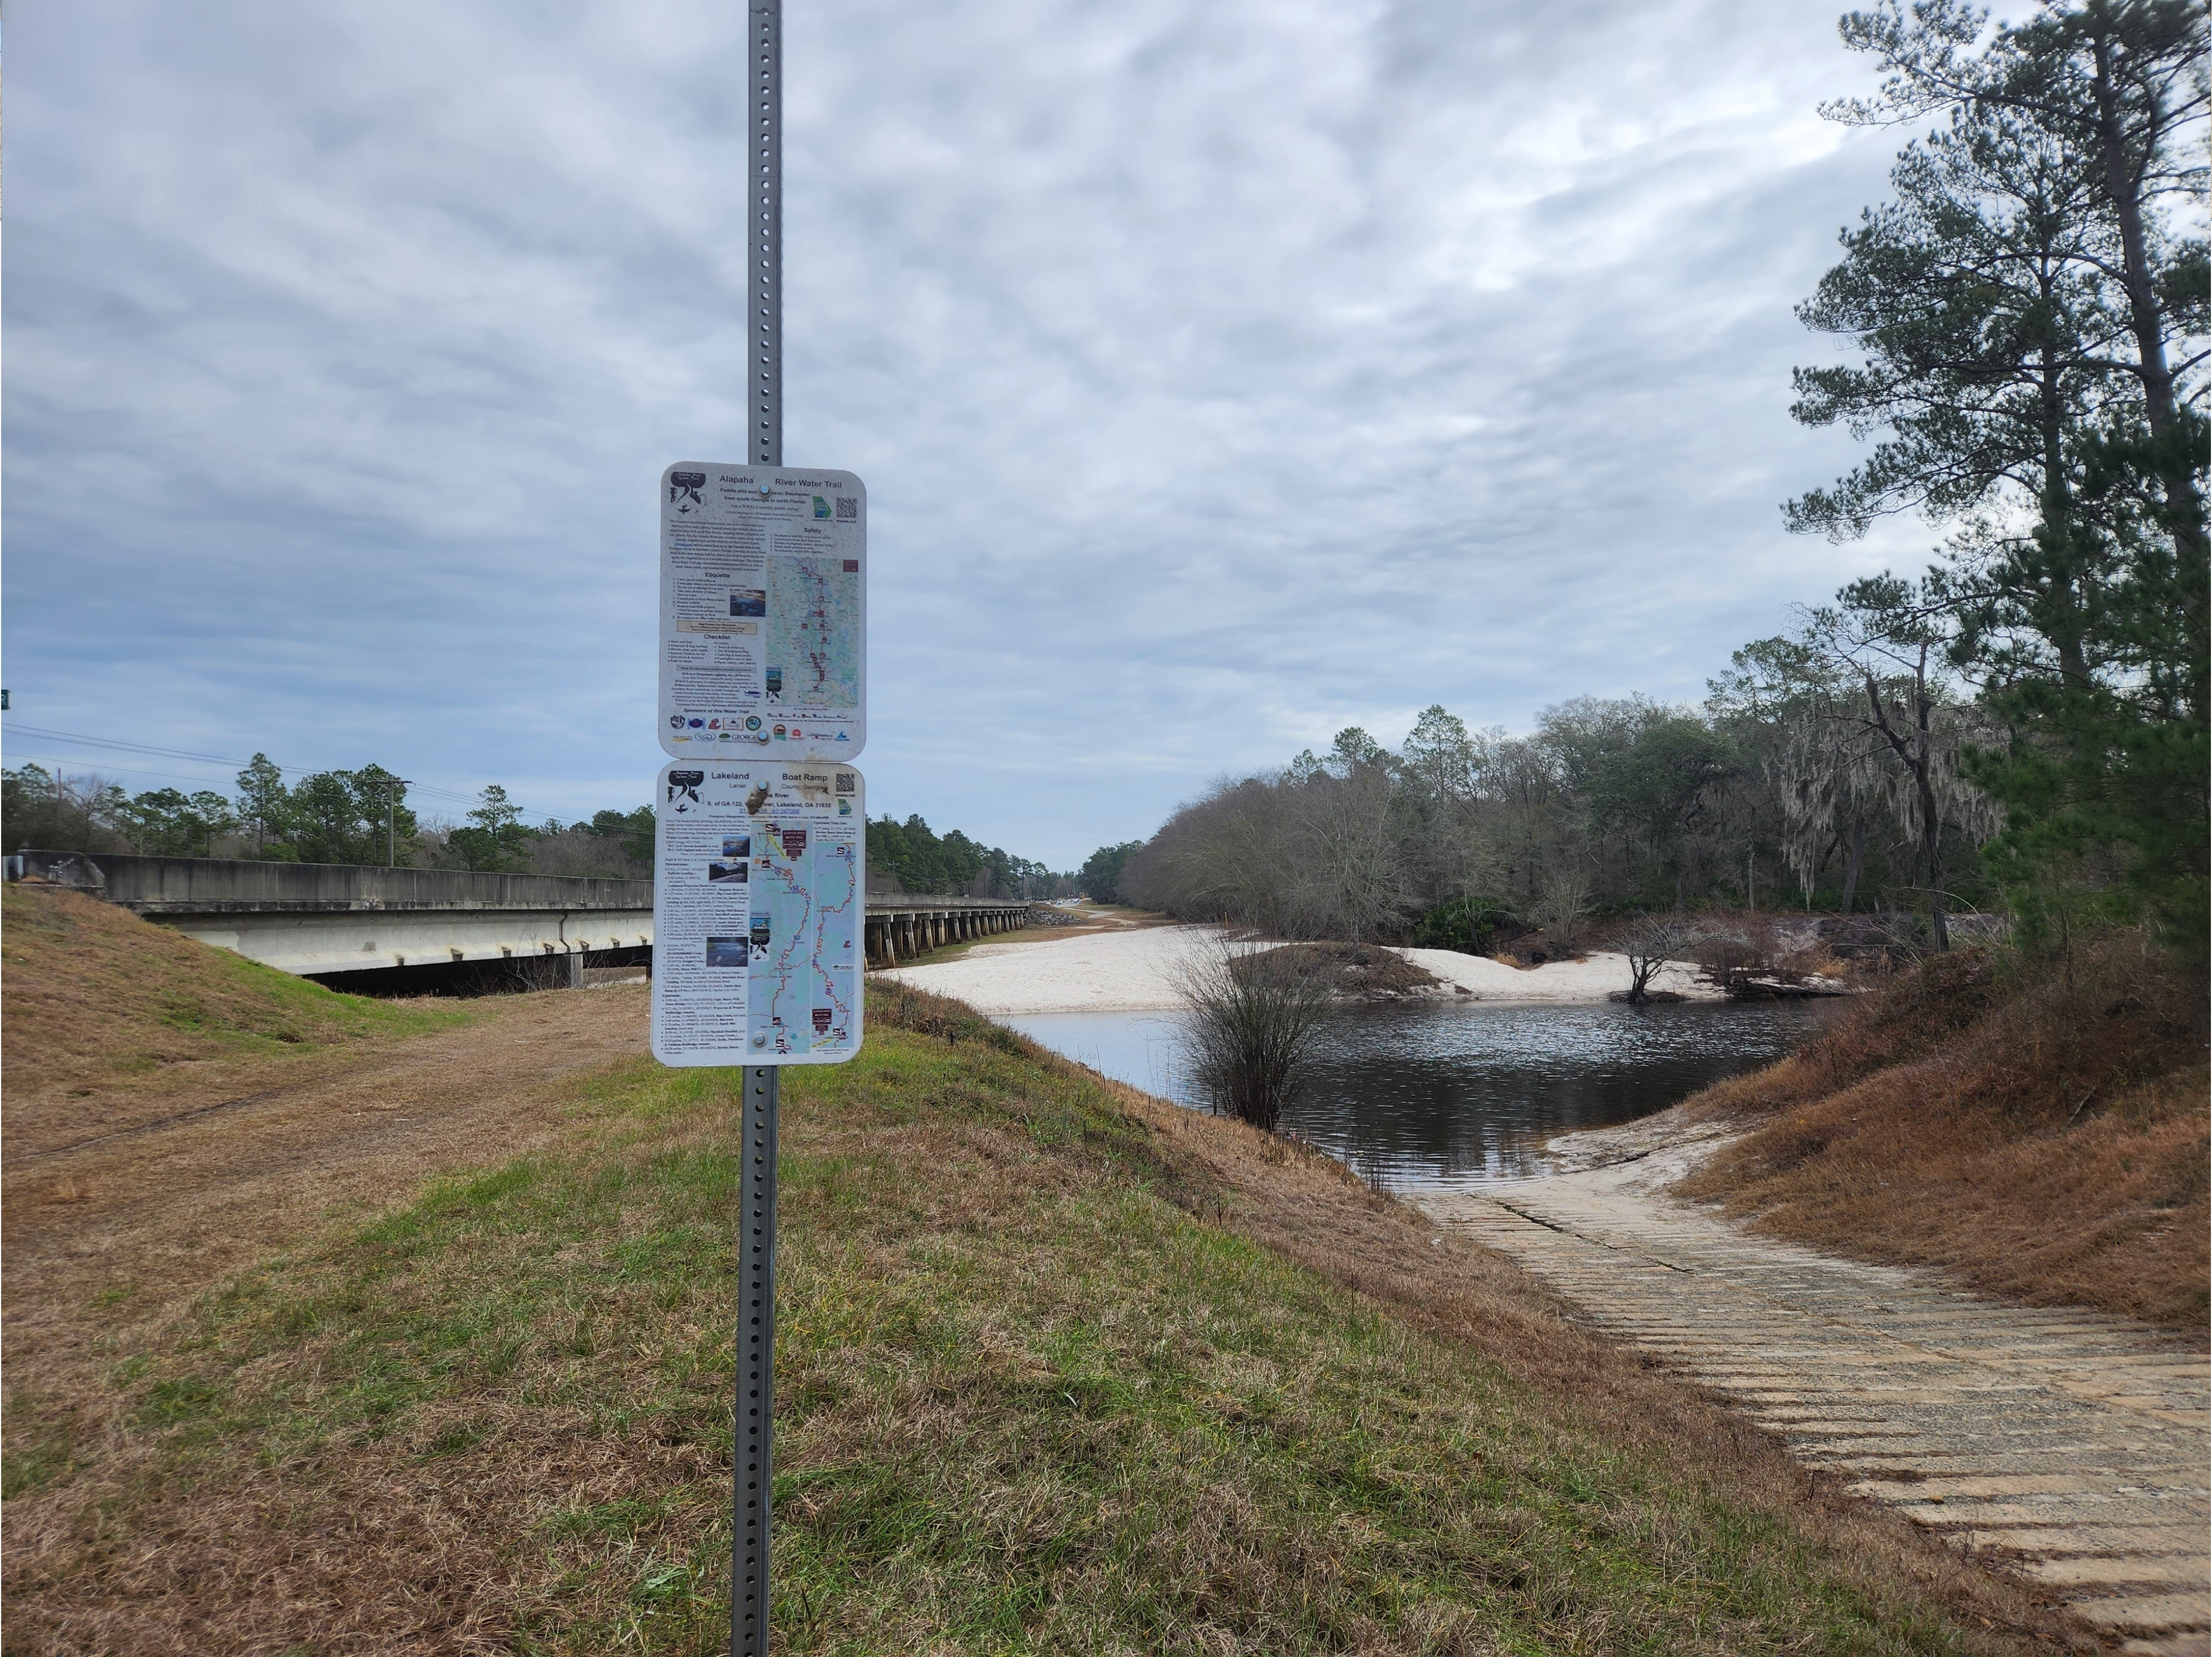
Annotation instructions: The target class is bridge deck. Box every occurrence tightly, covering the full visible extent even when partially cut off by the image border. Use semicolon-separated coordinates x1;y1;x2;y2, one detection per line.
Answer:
7;851;1037;977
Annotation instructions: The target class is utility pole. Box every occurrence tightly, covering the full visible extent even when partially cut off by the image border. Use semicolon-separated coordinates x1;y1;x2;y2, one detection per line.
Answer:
381;778;412;868
736;6;782;1654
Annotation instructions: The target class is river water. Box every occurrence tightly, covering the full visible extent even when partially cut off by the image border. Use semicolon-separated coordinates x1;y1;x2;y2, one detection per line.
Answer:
1000;998;1840;1189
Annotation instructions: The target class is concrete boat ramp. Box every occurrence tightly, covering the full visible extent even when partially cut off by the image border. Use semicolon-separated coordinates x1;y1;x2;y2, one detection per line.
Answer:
1415;1126;2210;1655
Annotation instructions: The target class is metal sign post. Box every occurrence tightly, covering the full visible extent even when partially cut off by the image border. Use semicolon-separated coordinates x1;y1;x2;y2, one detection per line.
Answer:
750;0;781;472
734;1062;776;1656
743;6;778;1645
745;9;779;1650
652;6;870;1642
741;9;780;1651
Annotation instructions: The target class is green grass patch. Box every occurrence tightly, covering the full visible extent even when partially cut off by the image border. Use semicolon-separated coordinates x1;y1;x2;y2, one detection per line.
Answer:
7;991;2017;1654
155;943;466;1054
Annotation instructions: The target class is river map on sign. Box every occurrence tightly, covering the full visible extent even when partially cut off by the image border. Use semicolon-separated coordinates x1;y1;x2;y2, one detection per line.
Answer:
747;822;859;1058
766;553;860;711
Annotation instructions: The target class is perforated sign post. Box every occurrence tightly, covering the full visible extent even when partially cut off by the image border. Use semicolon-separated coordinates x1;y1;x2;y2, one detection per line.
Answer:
646;7;868;1650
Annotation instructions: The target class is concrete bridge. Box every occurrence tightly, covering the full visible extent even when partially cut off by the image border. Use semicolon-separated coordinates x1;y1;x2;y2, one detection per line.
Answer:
863;894;1031;968
6;849;1033;986
8;849;655;985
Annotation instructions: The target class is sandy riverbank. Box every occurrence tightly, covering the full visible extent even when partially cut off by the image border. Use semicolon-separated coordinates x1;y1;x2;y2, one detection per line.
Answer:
876;925;1721;1015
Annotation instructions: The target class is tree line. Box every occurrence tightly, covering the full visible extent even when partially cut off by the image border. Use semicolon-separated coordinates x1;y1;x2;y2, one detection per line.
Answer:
1130;1;2204;961
866;814;1083;900
0;757;657;878
0;757;1088;900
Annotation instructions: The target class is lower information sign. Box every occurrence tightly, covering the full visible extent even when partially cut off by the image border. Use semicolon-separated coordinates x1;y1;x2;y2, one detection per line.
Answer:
651;759;865;1066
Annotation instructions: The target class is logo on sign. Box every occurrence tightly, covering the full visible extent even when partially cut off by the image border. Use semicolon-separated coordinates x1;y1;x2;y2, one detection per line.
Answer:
667;770;705;809
668;470;705;510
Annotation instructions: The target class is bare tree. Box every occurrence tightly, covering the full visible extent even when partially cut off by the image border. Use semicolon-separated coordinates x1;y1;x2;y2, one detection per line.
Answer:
1286;767;1419;942
1616;915;1707;1003
1532;863;1593;949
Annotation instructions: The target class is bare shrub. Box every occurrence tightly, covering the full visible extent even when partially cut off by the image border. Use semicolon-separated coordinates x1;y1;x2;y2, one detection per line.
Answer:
1175;936;1337;1132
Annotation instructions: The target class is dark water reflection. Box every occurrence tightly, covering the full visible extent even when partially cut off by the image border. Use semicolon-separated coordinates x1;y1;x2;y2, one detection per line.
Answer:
999;999;1841;1189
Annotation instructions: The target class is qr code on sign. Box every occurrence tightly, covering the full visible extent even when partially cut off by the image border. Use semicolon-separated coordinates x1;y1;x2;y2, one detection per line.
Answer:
835;496;858;520
835;772;856;793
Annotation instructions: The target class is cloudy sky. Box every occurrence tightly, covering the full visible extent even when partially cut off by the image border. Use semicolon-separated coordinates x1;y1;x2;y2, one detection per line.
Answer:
6;0;1953;868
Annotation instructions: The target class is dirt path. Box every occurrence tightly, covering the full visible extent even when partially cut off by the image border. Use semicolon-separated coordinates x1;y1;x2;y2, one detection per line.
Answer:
1415;1125;2211;1656
3;985;652;1403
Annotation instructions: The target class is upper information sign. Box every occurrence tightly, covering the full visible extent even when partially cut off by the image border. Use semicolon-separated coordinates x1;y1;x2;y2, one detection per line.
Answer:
650;758;865;1067
660;463;866;762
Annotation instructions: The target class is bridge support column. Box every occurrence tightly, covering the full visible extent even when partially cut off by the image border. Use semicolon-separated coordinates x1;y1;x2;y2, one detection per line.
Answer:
568;951;584;990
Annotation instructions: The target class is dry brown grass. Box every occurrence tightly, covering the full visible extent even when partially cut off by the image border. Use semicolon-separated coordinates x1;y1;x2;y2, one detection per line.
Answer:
1674;936;2209;1332
2;884;465;1159
1;926;2093;1652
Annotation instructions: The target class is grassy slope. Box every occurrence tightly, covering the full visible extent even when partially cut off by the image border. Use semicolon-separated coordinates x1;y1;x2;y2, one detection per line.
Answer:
1675;939;2209;1331
3;979;2068;1654
2;883;462;1100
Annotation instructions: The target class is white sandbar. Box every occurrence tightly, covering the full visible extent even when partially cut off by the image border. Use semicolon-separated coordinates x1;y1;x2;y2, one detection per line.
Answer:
876;926;1719;1016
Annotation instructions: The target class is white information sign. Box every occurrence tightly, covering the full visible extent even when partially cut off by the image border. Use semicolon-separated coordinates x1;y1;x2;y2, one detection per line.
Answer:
660;463;866;762
650;759;865;1067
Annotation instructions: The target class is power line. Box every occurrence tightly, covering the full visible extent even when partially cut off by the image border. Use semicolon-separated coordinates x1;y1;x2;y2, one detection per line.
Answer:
6;725;261;768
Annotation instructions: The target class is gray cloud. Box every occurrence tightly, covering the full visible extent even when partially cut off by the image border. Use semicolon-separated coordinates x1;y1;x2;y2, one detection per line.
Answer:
7;0;1940;866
